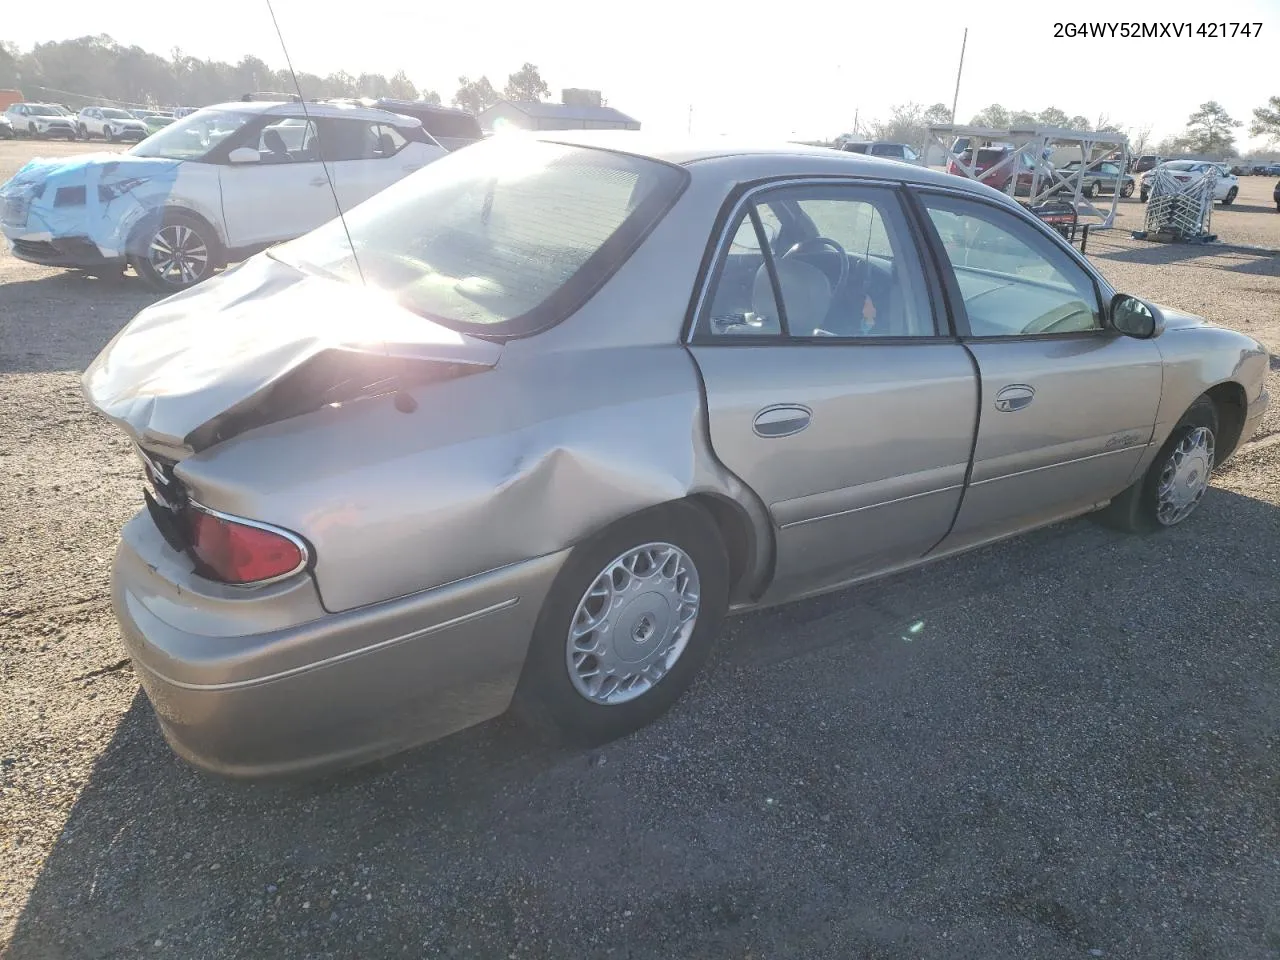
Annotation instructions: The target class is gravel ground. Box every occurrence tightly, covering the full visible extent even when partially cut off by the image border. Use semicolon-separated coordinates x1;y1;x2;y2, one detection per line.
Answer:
1;139;1278;959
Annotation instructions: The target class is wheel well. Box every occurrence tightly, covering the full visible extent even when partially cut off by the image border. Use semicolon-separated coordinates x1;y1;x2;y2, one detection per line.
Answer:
1205;382;1248;462
686;493;760;602
126;207;225;260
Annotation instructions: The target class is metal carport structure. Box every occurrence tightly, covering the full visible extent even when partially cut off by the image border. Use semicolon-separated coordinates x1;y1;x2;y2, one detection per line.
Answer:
925;124;1130;229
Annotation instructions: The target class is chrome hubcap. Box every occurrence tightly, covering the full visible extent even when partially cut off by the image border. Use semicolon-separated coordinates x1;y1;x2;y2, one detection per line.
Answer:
565;542;700;705
1156;426;1214;525
149;224;209;285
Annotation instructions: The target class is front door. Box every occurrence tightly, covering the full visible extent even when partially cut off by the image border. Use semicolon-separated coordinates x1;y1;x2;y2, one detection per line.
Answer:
915;190;1163;551
688;182;979;601
218;117;338;249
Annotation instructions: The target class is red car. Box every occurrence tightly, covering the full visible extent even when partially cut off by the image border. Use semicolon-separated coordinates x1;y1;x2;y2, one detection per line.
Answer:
948;147;1039;194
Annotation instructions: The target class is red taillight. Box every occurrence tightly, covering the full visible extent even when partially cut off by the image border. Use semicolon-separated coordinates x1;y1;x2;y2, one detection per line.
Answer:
187;509;306;585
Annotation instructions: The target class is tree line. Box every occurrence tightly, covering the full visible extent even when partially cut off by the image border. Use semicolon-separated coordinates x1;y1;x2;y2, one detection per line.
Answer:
0;35;555;114
848;99;1280;161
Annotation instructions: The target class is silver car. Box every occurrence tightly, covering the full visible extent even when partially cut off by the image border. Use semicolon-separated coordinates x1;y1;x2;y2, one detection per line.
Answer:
85;134;1271;777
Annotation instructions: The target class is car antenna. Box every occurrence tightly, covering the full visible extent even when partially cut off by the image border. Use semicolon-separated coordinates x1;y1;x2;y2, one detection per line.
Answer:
265;0;419;414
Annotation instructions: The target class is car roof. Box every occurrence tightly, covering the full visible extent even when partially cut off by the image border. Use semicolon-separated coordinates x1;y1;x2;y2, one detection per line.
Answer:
528;131;1006;197
200;100;424;126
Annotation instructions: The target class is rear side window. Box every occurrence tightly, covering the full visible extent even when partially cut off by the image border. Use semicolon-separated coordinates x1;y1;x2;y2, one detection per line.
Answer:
869;144;899;157
271;139;687;337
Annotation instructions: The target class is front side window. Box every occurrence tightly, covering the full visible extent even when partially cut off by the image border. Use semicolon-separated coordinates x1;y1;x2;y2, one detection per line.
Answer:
702;183;935;340
258;118;318;162
922;193;1100;337
271;137;686;337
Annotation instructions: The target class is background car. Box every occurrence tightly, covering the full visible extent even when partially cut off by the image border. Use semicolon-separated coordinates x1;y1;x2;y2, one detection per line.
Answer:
80;135;1270;777
130;110;176;135
0;115;13;140
947;145;1013;190
839;141;921;164
1140;161;1239;204
1132;155;1162;173
77;106;150;142
0;100;446;290
5;102;77;139
1055;159;1136;198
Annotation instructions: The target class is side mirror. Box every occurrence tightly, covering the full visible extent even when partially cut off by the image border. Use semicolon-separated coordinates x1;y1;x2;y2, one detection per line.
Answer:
227;146;261;164
1109;293;1162;339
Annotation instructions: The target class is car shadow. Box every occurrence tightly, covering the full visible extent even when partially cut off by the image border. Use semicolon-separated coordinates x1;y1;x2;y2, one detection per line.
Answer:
7;486;1280;957
0;272;161;375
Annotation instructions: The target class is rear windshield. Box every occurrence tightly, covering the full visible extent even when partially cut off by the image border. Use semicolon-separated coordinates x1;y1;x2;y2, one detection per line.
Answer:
842;143;869;153
976;148;1007;164
271;138;687;338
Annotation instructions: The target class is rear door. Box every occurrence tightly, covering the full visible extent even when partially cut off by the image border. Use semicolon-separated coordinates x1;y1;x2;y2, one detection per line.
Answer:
688;181;978;601
317;118;438;211
913;190;1162;552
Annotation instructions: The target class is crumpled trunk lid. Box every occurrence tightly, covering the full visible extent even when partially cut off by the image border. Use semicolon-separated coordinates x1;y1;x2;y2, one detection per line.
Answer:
83;253;502;458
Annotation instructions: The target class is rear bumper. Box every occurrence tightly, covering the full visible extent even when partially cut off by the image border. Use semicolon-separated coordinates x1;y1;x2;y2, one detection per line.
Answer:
111;512;567;778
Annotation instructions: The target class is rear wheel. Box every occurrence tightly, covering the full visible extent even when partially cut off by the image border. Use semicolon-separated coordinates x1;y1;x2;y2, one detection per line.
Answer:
1121;181;1135;198
512;502;729;746
1097;396;1218;534
1140;188;1149;202
1084;182;1098;199
1222;187;1237;205
132;213;224;292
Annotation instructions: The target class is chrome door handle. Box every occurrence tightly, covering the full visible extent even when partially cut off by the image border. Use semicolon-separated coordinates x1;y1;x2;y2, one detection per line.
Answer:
753;404;812;438
994;383;1036;412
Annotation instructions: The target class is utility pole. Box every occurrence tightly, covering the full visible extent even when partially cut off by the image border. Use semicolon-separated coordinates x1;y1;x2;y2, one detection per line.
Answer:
950;27;968;124
852;107;859;138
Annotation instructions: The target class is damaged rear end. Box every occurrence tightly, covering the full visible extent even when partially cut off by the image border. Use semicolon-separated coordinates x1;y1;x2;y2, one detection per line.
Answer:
86;253;501;591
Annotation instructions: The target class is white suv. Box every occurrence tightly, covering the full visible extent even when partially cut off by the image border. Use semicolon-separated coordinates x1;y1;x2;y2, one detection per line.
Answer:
77;106;150;143
0;100;446;290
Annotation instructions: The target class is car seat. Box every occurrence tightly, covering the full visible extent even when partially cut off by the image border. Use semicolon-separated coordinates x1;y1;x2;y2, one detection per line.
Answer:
261;128;292;163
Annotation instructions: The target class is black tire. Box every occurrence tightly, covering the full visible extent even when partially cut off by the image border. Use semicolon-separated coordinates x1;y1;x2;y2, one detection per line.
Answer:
131;212;224;292
77;123;88;139
1140;188;1149;203
1097;396;1218;534
1084;182;1098;199
1121;181;1135;198
1222;188;1237;206
27;123;38;139
512;501;729;746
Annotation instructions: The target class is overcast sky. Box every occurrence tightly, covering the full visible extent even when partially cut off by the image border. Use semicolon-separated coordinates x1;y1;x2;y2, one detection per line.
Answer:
6;0;1278;149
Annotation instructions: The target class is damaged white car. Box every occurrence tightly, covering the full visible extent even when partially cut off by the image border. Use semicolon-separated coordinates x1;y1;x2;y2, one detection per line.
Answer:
0;100;445;290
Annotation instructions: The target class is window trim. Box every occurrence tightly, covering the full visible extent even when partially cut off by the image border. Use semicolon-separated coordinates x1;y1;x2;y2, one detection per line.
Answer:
906;185;1115;342
686;176;953;347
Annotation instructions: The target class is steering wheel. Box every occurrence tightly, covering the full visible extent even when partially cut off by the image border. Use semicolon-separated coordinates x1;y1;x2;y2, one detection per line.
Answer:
781;237;849;302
